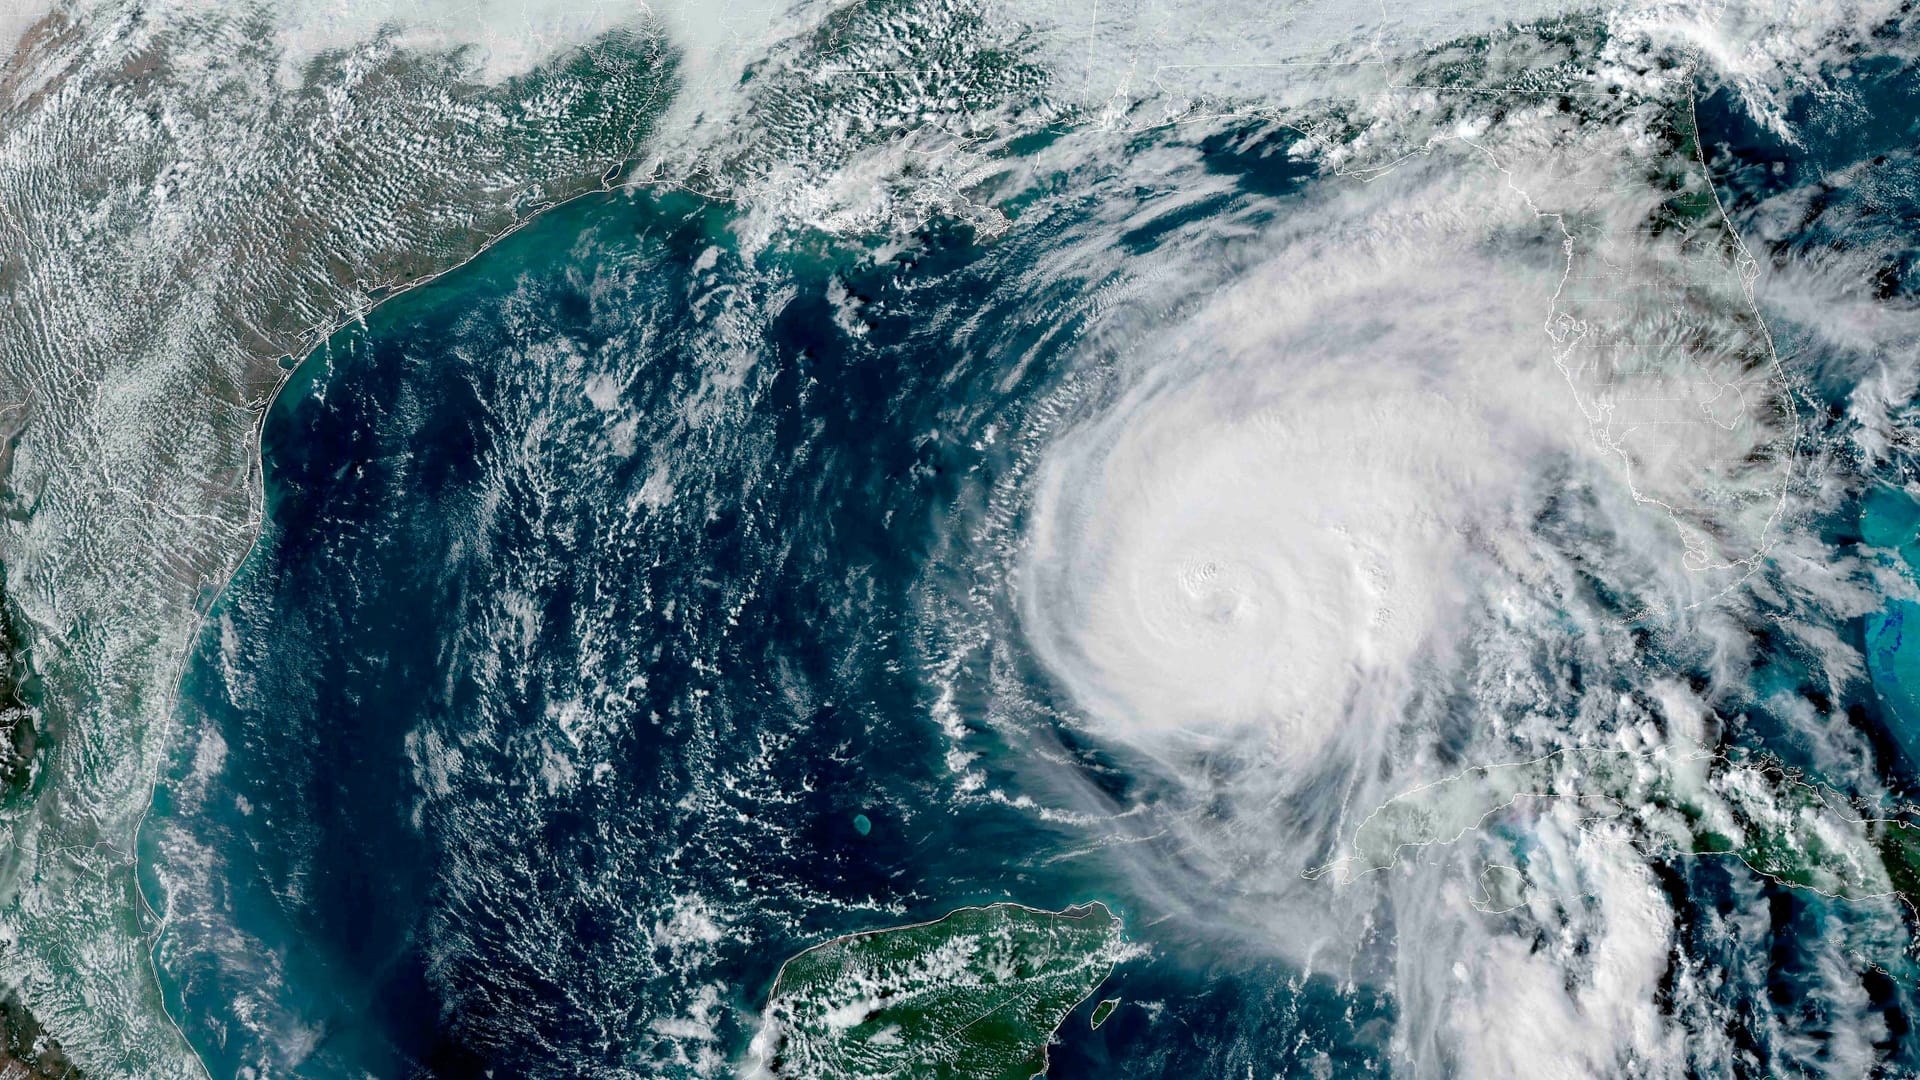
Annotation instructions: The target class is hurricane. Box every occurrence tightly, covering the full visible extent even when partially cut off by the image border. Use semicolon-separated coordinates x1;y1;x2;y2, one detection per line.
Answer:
4;0;1920;1077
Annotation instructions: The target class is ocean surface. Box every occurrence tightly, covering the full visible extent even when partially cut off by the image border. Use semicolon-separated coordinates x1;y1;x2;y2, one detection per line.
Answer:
135;52;1920;1080
135;158;1389;1078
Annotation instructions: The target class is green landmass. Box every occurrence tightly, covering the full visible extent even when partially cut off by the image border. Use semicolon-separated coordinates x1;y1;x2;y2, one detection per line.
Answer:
759;901;1123;1080
0;989;83;1078
1089;998;1119;1030
0;565;36;801
1309;747;1920;906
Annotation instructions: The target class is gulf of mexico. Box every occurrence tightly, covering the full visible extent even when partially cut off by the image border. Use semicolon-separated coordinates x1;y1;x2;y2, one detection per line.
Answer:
133;186;1137;1078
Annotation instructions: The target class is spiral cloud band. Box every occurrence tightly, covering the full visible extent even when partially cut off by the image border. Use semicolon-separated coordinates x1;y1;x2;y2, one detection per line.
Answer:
1024;172;1591;767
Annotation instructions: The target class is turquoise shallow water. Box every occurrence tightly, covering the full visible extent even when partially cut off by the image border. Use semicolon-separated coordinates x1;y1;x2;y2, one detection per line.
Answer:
137;173;1395;1077
1864;486;1920;765
132;48;1920;1079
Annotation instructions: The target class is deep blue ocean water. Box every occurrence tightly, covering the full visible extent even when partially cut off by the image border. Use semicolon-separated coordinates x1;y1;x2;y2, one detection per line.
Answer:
136;153;1396;1077
135;56;1920;1078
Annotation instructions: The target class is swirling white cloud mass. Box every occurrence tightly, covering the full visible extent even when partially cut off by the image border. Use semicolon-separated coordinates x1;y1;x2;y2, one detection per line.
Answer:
7;0;1920;1076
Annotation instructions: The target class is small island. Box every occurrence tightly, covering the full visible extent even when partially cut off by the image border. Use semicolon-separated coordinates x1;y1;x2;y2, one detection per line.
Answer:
755;901;1124;1079
1089;998;1120;1030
